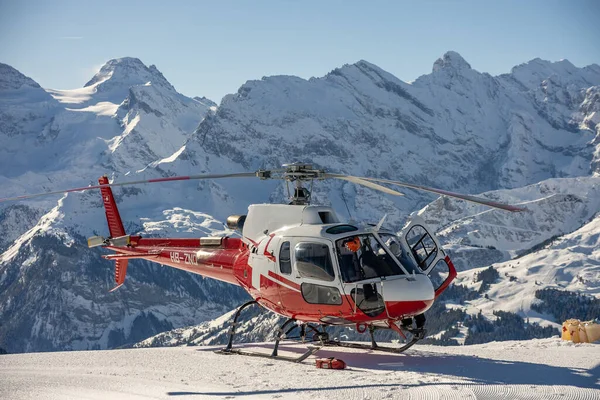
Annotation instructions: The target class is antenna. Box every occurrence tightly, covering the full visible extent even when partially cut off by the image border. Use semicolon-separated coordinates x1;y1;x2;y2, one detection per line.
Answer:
375;214;387;232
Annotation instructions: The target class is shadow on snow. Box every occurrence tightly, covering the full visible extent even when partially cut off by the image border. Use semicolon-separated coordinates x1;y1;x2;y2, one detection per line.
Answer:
183;342;600;396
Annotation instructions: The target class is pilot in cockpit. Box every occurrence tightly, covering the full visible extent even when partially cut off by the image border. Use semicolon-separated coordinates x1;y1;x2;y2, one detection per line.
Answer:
338;236;379;281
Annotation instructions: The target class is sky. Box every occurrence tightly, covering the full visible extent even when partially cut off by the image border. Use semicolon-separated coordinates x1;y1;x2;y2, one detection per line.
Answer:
0;0;599;102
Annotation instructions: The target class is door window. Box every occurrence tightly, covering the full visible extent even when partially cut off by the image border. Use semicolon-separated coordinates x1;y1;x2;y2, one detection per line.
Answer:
430;258;451;291
295;242;335;281
406;225;438;271
279;241;292;275
350;285;385;317
301;283;342;305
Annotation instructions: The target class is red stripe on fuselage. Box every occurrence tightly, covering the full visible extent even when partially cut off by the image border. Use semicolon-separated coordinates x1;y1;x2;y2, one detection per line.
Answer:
263;234;276;262
267;270;301;291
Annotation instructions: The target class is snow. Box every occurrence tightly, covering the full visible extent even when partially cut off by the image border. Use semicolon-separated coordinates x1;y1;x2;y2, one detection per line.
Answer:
420;176;600;262
66;101;119;116
146;144;187;169
0;195;65;264
140;207;234;236
46;86;98;105
508;58;600;92
0;63;42;91
0;338;598;399
108;114;140;152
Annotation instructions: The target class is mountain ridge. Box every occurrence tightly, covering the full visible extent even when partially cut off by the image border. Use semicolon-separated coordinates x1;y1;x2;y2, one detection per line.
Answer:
1;51;599;353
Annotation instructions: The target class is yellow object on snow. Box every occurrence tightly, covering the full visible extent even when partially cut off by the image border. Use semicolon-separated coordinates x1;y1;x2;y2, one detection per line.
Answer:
568;320;582;343
577;324;589;343
584;321;600;343
561;319;600;343
562;319;579;341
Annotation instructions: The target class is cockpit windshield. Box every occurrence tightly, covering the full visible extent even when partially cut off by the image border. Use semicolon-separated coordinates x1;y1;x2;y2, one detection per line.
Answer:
378;233;419;274
335;233;419;283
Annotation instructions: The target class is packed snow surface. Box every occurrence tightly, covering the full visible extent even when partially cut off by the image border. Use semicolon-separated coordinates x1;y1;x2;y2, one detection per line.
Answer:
1;338;598;399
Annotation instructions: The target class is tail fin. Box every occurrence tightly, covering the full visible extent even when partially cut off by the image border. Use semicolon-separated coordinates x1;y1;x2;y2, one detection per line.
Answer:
99;175;126;238
98;176;128;291
109;259;128;292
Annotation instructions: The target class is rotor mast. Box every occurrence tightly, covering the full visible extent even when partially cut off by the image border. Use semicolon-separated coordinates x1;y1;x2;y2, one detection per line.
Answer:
279;163;323;205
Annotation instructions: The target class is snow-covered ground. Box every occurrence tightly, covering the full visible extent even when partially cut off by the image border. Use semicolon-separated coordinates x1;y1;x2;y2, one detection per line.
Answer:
1;338;598;399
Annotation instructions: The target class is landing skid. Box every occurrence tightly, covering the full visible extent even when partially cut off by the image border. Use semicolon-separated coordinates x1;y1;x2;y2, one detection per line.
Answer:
215;345;321;363
324;329;426;354
216;300;427;362
215;300;323;363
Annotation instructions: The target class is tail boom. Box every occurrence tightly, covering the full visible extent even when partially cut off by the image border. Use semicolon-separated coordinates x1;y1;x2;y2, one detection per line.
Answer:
102;236;246;286
94;176;247;290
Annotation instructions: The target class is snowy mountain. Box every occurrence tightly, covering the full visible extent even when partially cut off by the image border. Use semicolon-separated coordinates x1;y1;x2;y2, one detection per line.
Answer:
0;58;227;353
2;51;600;353
419;176;600;269
0;64;61;177
456;214;600;328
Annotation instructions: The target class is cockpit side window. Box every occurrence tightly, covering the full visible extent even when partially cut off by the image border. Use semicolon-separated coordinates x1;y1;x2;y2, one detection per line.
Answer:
295;242;335;281
279;241;292;275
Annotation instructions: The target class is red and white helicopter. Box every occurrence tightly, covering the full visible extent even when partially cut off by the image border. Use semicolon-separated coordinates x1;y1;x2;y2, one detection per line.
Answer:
1;163;525;361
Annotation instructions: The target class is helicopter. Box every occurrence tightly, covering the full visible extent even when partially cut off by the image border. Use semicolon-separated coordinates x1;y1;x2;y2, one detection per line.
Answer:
1;163;525;362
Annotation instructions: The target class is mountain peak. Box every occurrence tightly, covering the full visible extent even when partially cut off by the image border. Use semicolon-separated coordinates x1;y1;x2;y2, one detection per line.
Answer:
193;96;217;108
105;56;146;68
84;57;174;92
432;51;472;73
0;63;42;91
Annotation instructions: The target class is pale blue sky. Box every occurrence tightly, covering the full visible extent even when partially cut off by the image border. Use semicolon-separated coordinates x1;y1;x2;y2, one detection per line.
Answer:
1;0;598;102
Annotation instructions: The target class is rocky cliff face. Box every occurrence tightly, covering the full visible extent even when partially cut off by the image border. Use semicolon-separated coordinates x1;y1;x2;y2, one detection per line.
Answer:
1;52;599;352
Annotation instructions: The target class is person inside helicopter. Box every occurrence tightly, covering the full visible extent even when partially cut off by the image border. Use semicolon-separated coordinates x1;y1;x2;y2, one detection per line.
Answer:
336;234;408;283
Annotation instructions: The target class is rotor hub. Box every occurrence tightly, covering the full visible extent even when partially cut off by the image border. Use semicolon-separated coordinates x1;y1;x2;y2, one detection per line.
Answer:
280;163;325;182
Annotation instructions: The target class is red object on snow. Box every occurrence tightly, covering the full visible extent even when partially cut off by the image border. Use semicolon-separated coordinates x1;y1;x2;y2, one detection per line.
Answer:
316;357;347;369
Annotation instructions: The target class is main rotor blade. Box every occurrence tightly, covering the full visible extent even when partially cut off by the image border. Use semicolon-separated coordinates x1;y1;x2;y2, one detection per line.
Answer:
359;176;527;212
324;174;404;197
0;172;257;203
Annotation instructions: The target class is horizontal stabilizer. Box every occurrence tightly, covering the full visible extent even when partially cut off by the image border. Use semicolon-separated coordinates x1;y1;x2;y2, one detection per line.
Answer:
87;236;106;248
103;253;159;260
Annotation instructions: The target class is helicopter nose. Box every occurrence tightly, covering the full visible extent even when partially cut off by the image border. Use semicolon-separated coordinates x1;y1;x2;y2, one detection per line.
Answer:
381;274;435;317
